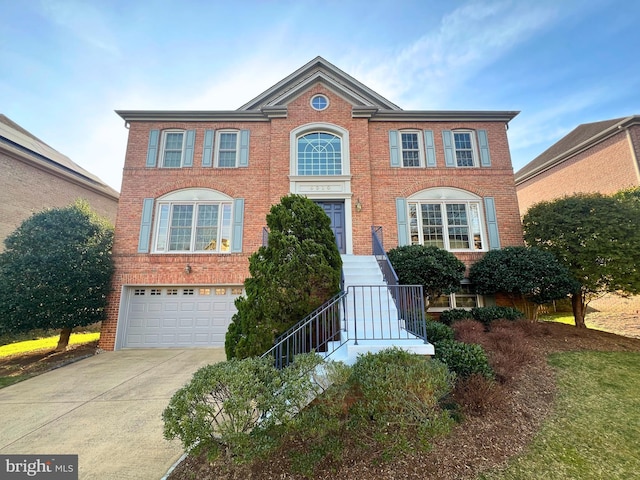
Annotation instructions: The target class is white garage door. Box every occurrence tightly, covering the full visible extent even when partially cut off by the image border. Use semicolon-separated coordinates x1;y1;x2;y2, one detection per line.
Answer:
122;286;243;348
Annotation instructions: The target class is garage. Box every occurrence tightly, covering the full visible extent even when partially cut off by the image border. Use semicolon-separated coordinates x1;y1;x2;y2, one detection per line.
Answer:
119;286;243;348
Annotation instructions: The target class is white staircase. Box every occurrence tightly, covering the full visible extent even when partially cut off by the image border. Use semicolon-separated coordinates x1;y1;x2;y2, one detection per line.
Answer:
325;255;434;365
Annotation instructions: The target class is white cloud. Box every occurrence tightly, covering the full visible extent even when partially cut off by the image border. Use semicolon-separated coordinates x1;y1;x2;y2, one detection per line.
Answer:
346;0;558;108
38;0;120;56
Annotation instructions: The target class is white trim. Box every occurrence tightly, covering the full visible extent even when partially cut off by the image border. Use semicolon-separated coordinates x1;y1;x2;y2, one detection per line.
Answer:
289;123;353;254
452;129;479;168
214;130;240;168
157;188;233;202
310;94;329;111
399;130;425;168
152;194;234;254
407;196;487;252
160;130;186;168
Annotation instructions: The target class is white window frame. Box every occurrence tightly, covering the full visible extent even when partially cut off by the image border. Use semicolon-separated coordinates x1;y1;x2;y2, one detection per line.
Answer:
407;187;487;252
428;281;483;312
296;131;343;176
400;130;424;168
453;130;479;168
215;130;240;168
160;130;186;168
152;189;235;254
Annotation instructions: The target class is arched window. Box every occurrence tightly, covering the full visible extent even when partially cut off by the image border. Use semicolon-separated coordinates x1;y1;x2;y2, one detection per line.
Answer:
407;188;486;251
153;189;234;253
297;132;342;175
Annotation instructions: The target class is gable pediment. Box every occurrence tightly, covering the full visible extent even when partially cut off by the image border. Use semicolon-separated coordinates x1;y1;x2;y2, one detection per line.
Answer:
238;56;402;112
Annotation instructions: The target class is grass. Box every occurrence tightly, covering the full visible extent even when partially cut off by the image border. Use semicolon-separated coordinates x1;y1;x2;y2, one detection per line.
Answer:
480;351;640;479
0;332;100;358
538;312;575;325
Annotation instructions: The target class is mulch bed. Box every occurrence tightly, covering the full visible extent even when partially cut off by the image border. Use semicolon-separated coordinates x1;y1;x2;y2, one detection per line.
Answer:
168;322;640;480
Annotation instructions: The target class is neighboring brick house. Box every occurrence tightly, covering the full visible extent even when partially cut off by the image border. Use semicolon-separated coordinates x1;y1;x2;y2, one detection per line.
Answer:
100;57;523;351
515;115;640;214
0;115;119;250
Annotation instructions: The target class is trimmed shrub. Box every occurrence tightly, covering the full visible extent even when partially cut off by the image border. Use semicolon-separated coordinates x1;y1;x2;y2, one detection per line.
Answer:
434;339;493;379
439;308;473;326
425;320;455;344
162;353;323;460
471;306;524;327
349;348;455;426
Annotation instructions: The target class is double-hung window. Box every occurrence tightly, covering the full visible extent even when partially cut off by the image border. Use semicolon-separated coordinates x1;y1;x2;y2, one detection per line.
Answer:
216;131;239;167
154;201;233;253
400;131;422;167
429;283;480;310
297;132;342;175
161;131;186;168
453;130;477;167
409;200;484;251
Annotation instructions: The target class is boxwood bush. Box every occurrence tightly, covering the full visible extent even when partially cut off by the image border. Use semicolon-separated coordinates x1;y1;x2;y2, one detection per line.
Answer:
471;306;524;326
439;308;473;325
425;320;455;344
434;339;493;379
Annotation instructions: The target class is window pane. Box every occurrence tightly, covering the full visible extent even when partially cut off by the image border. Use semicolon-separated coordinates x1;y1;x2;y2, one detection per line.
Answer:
163;132;184;167
218;133;237;167
429;295;451;308
469;203;483;250
453;132;474;167
421;204;444;248
297;132;342;175
195;204;219;251
169;205;193;251
409;203;420;245
155;204;170;251
401;132;420;167
220;204;232;252
446;204;470;249
454;286;478;308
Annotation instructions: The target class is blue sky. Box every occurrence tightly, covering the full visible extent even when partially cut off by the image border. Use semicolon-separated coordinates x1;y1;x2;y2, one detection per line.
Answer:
1;0;639;191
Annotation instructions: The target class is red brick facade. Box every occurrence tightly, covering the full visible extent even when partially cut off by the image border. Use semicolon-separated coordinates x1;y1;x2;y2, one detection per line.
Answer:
100;59;523;350
516;123;640;215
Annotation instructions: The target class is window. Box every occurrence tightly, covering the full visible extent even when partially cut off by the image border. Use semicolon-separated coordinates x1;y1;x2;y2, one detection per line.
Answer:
297;132;342;175
429;284;480;310
401;131;423;167
161;131;185;168
409;200;484;251
216;131;239;167
311;94;329;110
154;201;233;253
453;131;477;167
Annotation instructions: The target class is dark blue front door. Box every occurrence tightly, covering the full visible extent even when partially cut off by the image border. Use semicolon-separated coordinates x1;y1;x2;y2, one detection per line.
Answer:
316;201;346;254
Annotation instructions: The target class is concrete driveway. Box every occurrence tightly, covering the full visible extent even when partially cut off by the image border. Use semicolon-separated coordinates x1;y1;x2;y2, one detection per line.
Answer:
0;348;226;479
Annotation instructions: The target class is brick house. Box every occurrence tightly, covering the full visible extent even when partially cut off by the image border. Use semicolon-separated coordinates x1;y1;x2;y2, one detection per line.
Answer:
515;116;640;214
0;114;119;250
100;57;523;351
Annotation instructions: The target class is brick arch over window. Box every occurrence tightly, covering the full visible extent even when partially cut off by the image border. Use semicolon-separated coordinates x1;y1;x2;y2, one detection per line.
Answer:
137;188;244;254
395;187;500;251
289;123;351;176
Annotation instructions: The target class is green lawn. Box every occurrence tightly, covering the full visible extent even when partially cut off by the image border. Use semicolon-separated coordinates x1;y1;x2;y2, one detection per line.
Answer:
0;332;100;358
480;351;640;479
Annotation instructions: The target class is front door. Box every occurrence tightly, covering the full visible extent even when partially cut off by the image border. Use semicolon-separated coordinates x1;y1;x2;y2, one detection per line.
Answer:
316;201;346;254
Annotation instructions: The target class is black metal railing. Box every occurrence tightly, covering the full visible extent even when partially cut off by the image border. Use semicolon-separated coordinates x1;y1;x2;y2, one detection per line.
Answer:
262;291;348;369
372;226;398;287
